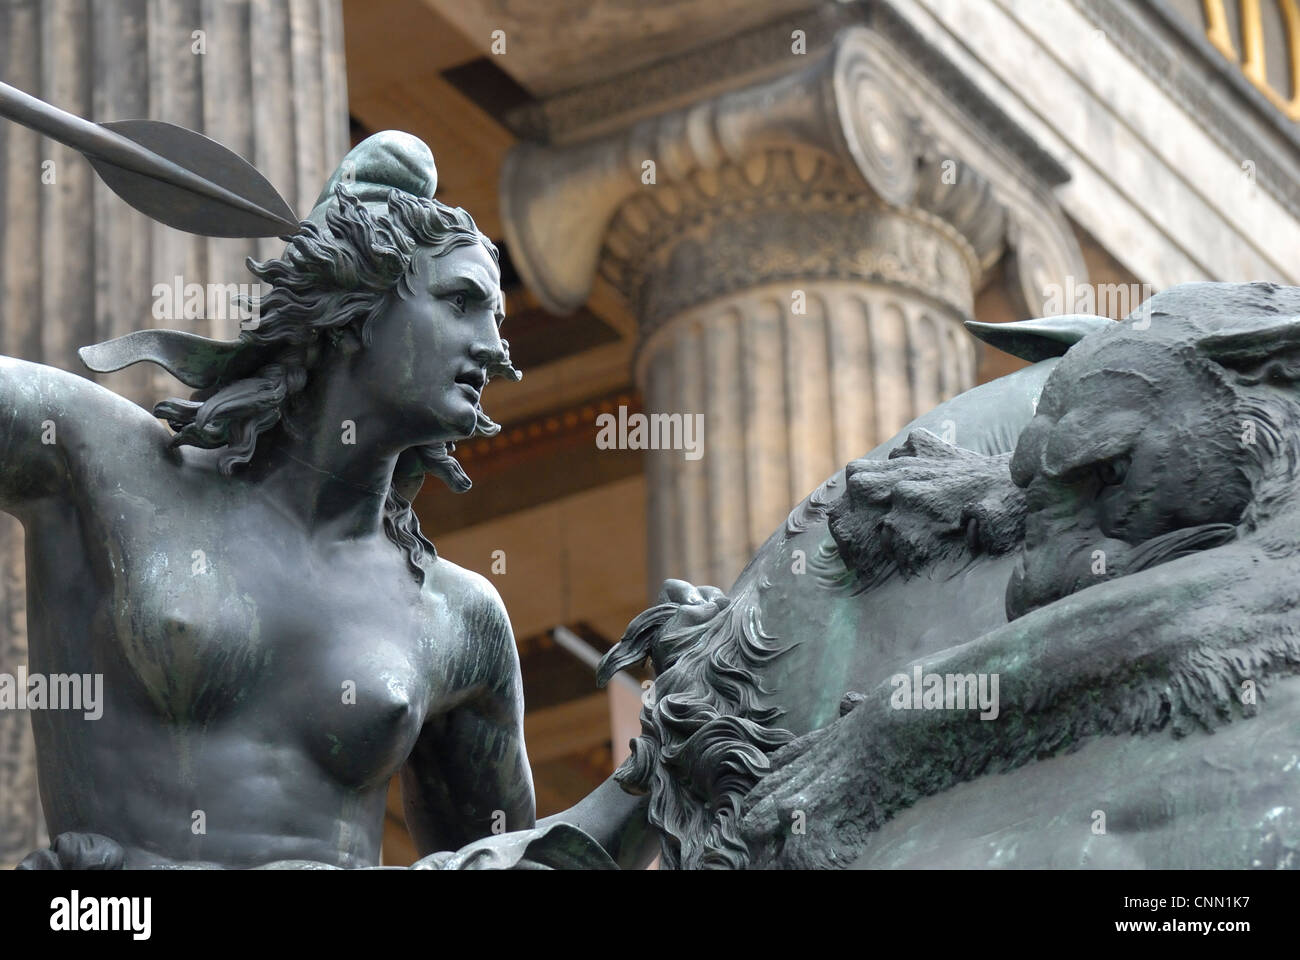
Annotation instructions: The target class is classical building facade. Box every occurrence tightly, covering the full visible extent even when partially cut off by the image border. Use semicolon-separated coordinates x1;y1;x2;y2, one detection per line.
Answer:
2;0;1299;866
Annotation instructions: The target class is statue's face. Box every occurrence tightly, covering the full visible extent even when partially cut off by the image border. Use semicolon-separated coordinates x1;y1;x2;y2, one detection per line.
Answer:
358;242;505;445
1004;333;1250;619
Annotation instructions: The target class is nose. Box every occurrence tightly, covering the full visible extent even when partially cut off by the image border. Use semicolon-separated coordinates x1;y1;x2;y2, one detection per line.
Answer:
468;316;505;368
470;340;506;369
465;308;521;382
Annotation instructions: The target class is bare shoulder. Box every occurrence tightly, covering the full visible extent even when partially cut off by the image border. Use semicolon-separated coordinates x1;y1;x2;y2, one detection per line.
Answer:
431;557;514;643
425;557;520;693
0;356;174;509
0;355;170;448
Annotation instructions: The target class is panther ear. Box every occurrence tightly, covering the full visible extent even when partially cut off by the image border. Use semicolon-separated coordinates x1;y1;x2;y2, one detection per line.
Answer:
964;314;1115;363
1198;318;1300;380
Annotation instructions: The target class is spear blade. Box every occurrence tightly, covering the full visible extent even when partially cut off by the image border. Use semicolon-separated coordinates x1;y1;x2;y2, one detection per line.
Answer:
0;80;300;238
91;119;300;238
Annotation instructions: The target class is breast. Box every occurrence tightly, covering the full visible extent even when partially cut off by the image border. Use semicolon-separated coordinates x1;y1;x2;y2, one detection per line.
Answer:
87;484;448;778
107;543;269;724
253;563;445;789
303;643;431;788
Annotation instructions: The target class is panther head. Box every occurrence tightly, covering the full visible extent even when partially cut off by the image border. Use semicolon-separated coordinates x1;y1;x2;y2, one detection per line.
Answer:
1006;281;1300;619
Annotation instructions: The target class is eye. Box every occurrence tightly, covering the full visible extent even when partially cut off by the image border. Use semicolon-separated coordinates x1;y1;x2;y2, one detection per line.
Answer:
1095;456;1129;487
448;292;467;312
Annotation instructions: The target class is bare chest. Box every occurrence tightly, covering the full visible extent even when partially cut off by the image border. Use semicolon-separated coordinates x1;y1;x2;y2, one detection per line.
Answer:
74;502;454;778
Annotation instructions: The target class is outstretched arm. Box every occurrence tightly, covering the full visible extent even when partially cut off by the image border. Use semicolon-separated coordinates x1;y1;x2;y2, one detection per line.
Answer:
538;776;658;870
0;357;75;512
0;355;167;516
401;569;658;867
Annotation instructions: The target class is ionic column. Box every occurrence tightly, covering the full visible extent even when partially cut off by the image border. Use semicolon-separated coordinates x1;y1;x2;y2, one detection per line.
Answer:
500;24;1087;596
622;151;982;589
0;0;349;867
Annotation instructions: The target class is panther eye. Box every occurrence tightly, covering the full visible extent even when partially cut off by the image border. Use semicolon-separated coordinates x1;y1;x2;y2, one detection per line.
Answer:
1096;457;1129;486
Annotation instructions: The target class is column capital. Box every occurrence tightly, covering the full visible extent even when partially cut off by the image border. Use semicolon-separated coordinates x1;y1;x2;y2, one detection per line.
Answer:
501;21;1087;322
604;149;984;350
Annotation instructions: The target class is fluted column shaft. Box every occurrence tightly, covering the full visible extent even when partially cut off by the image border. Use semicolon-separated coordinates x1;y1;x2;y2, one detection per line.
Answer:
605;147;978;593
0;0;348;867
639;280;974;593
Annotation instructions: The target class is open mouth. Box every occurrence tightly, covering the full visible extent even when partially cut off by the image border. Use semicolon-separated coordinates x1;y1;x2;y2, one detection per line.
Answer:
454;370;485;402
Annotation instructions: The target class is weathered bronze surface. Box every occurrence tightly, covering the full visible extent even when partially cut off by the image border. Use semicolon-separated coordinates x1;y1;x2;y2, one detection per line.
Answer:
7;104;1297;870
3;130;650;869
607;282;1300;869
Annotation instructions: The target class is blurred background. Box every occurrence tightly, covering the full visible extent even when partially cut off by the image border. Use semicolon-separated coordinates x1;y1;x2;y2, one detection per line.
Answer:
2;0;1299;866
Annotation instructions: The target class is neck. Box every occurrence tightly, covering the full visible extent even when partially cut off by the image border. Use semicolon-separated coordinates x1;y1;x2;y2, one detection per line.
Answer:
253;431;398;543
246;363;405;542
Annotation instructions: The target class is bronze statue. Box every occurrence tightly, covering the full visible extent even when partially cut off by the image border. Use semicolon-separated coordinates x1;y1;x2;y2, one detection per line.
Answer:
6;130;651;869
8;82;1297;871
605;282;1300;869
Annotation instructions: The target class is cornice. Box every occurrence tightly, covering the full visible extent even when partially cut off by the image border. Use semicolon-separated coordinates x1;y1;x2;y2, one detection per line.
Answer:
1070;0;1300;222
504;0;1073;192
503;4;847;144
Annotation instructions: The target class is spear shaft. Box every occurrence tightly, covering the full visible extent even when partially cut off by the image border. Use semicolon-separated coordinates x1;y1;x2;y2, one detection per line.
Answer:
0;80;300;238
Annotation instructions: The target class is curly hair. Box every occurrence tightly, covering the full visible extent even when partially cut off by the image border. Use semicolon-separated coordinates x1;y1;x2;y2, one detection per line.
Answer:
153;185;520;583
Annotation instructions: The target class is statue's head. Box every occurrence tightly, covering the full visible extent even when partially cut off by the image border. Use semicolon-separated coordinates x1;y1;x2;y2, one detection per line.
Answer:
332;201;509;450
156;133;520;493
83;132;521;582
1006;281;1300;619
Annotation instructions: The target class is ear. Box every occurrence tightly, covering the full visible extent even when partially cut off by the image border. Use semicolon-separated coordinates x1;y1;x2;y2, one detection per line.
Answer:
595;599;676;688
965;314;1115;363
1198;318;1300;381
